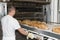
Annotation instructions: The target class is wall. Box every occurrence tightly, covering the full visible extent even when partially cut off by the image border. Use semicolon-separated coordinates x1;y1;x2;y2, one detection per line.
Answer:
57;0;60;23
46;5;51;22
46;0;58;23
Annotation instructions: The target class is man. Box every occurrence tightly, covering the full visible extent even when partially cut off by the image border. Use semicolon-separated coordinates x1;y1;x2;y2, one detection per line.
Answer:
1;6;35;40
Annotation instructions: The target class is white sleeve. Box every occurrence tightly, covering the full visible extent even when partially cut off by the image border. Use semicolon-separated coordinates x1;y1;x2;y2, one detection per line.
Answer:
14;20;21;30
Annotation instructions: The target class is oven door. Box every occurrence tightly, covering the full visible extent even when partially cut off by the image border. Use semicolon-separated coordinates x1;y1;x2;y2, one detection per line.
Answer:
0;2;7;21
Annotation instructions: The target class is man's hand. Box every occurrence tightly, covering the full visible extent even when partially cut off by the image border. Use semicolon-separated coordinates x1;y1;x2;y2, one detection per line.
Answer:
27;33;35;39
27;33;42;40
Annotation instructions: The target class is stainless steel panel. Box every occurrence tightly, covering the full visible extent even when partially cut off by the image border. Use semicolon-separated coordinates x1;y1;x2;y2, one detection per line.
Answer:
21;24;60;39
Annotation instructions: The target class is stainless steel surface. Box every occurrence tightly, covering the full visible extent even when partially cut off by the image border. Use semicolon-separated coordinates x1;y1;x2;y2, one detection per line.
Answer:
21;24;60;39
0;3;7;21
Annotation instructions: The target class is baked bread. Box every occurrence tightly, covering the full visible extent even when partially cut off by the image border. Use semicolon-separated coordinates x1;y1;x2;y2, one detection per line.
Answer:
52;27;60;34
21;20;48;30
37;23;48;30
21;20;31;25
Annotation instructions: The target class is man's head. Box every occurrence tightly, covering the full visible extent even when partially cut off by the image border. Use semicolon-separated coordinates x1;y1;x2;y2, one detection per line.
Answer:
8;6;16;17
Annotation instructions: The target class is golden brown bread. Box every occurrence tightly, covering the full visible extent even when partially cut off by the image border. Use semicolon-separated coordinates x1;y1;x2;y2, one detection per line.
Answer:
52;27;60;34
20;20;48;30
21;20;31;25
39;24;48;30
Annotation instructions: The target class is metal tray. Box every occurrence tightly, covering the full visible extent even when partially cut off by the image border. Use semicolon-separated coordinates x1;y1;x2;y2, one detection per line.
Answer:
21;24;60;39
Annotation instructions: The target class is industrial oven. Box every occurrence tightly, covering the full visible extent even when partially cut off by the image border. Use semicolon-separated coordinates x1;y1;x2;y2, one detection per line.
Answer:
6;0;60;40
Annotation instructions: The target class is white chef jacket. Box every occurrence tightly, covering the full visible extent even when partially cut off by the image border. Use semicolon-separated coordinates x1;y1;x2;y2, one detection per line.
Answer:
1;15;21;40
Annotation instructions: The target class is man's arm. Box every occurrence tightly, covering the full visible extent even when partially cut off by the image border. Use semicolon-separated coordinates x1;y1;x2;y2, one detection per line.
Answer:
14;20;35;39
17;28;28;36
17;28;36;39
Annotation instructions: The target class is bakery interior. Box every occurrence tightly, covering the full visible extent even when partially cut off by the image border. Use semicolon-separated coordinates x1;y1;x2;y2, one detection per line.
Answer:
0;0;60;40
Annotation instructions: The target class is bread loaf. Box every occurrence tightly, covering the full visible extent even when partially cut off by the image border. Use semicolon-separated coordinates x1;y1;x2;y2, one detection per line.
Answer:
52;27;60;34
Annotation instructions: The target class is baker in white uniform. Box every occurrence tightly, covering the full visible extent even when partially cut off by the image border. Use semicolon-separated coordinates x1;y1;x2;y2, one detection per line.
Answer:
1;6;35;40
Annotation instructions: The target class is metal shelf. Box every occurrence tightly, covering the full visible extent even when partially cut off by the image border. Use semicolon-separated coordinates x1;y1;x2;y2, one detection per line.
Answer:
10;0;50;5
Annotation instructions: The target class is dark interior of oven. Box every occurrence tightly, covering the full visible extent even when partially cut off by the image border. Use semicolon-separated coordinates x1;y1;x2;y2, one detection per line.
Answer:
7;1;49;22
15;3;46;21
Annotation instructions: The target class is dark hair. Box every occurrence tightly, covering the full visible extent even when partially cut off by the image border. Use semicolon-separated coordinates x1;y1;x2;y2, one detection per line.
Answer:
7;5;15;13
